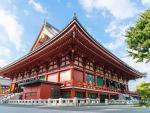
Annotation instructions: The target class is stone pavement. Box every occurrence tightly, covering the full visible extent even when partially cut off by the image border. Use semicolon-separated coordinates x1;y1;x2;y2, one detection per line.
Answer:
0;104;149;113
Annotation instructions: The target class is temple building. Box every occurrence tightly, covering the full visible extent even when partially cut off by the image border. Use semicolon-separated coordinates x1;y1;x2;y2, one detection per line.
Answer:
0;16;143;102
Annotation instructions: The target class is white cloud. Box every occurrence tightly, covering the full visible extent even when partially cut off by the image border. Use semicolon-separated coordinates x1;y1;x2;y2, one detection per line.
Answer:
121;56;150;91
79;0;138;19
104;21;132;50
141;0;150;5
0;46;11;67
79;0;94;12
0;9;24;51
0;46;11;58
122;57;150;75
29;0;47;14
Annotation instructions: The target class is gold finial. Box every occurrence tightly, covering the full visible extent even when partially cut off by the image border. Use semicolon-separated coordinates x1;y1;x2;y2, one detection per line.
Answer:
43;19;46;26
73;12;77;20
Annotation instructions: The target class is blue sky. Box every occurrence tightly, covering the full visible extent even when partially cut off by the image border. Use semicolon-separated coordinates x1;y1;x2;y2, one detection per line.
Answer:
0;0;150;91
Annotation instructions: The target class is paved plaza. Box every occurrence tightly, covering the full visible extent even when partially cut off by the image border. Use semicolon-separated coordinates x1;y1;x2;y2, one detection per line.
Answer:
0;104;150;113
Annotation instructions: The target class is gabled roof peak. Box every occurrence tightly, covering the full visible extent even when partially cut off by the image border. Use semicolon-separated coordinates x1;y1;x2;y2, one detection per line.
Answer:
30;19;59;51
42;19;59;32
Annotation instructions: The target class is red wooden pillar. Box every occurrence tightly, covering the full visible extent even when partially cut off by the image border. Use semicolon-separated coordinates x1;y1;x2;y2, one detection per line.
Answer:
70;62;74;86
36;72;39;80
45;63;49;81
108;93;111;100
98;91;100;98
58;71;60;82
44;62;49;81
103;69;107;89
10;83;13;92
86;90;88;98
45;73;48;81
35;66;40;80
83;67;85;83
119;82;121;93
10;82;15;93
94;70;96;85
82;58;87;83
57;61;60;82
70;89;75;98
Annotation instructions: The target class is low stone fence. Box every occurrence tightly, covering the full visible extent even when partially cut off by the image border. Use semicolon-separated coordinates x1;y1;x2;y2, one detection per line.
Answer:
7;98;139;106
8;98;101;106
106;99;139;105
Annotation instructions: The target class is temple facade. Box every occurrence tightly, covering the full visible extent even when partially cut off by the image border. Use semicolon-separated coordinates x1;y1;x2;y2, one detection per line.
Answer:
0;16;142;102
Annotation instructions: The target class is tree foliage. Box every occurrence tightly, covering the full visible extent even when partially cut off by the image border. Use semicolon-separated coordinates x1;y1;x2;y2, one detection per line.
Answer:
136;82;150;102
0;84;2;93
126;9;150;62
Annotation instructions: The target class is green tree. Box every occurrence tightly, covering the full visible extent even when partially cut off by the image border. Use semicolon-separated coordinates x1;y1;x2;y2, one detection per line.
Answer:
0;84;2;93
126;9;150;62
136;82;150;105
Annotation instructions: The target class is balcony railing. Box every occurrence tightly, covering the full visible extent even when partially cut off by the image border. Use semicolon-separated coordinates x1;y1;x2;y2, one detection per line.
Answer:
62;81;127;94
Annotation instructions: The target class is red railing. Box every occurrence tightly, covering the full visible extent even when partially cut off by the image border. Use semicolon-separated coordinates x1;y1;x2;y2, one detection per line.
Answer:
62;81;123;93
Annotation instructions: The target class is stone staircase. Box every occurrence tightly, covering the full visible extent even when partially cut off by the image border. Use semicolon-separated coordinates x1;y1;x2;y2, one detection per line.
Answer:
119;94;138;101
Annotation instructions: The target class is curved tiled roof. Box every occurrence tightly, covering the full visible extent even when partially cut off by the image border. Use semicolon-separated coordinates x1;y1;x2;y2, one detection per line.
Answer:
0;15;144;78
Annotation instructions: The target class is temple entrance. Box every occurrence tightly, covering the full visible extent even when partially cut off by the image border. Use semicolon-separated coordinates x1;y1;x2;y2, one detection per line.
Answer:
100;93;108;103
